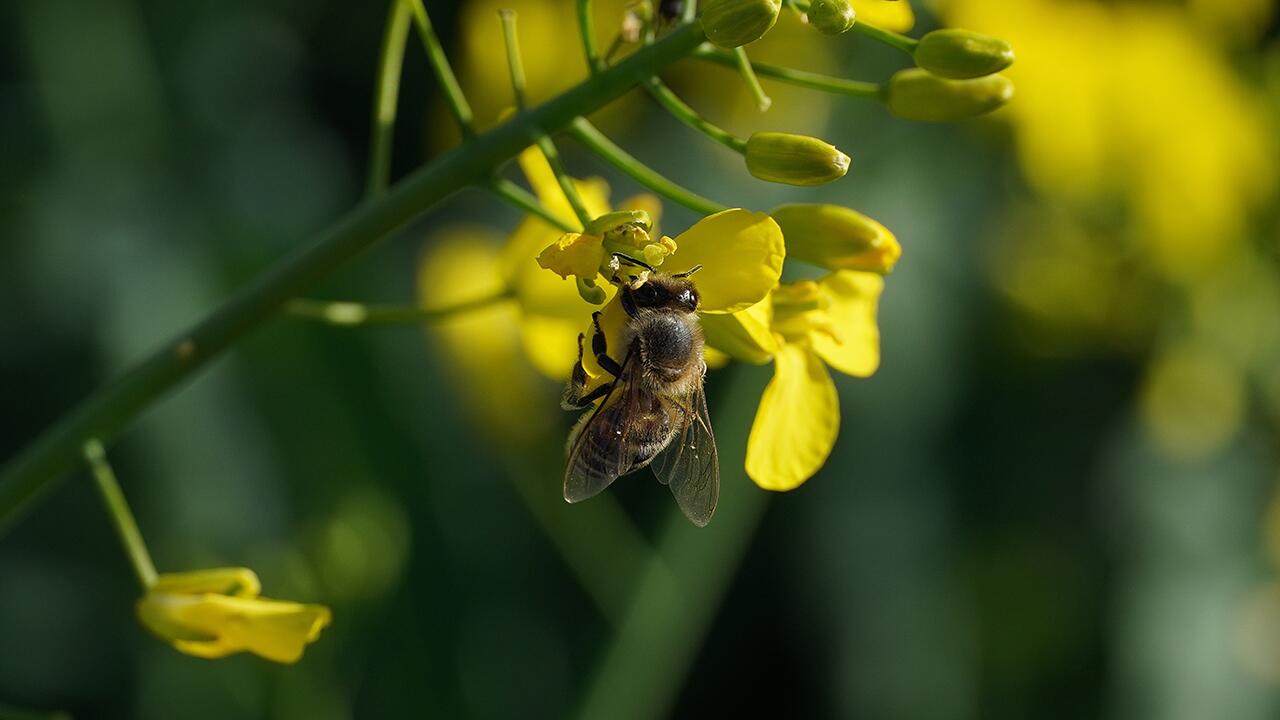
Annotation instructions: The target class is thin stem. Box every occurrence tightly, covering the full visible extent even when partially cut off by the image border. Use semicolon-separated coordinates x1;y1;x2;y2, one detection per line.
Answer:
83;440;157;589
367;0;414;196
287;289;514;327
404;0;476;136
732;47;771;111
682;0;698;23
487;177;578;232
568;117;727;216
853;20;919;53
692;46;883;99
577;0;604;75
535;134;593;228
498;10;527;109
0;21;707;533
644;77;748;154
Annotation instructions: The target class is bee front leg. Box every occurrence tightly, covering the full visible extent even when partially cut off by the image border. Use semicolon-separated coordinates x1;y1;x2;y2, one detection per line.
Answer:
591;311;624;377
562;333;592;410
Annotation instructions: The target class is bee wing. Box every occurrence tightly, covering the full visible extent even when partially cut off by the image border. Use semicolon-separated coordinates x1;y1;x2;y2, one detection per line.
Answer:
651;383;719;527
563;352;645;504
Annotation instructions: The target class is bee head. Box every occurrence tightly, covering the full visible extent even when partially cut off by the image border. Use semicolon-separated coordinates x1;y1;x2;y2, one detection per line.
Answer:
623;272;700;315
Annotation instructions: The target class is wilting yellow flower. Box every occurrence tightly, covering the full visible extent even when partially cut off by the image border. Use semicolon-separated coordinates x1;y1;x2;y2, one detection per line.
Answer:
572;208;787;394
136;567;331;664
708;272;883;490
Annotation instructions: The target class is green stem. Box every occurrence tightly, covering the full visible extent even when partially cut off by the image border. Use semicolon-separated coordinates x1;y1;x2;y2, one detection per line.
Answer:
487;177;578;232
732;47;771;111
404;0;476;136
692;46;883;99
0;21;707;534
577;0;604;75
367;0;414;196
573;372;770;720
83;439;157;589
498;10;528;109
682;0;698;23
286;289;514;327
644;77;748;154
535;134;594;228
852;19;919;54
568;117;727;216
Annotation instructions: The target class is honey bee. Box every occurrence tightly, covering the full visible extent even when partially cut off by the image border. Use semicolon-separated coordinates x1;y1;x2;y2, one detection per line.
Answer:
561;255;719;527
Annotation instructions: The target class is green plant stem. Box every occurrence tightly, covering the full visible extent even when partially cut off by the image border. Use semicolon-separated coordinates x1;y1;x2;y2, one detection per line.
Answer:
853;19;919;53
498;10;528;109
367;0;414;196
577;0;604;75
732;47;771;111
574;371;770;720
404;0;476;136
644;77;747;154
568;117;727;216
682;0;698;23
83;439;157;589
487;177;578;232
535;134;594;228
286;289;514;327
0;21;707;534
692;46;883;99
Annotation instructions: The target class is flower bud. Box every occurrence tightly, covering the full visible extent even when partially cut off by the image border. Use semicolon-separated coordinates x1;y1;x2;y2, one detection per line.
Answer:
807;0;856;35
914;29;1015;79
745;132;850;186
886;68;1014;122
771;204;900;273
700;0;781;48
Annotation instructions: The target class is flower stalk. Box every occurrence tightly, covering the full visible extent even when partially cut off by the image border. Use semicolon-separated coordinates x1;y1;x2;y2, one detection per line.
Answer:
644;77;749;153
367;0;414;196
498;10;529;109
286;290;515;327
733;47;772;111
403;0;475;136
692;46;883;100
83;440;157;589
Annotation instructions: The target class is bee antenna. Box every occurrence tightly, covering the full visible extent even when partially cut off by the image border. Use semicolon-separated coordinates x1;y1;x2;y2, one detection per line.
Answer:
672;264;703;279
611;252;655;272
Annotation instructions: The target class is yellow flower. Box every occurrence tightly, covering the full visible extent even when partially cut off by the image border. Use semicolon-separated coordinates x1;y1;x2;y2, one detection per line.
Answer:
136;568;331;664
718;272;884;491
570;208;787;395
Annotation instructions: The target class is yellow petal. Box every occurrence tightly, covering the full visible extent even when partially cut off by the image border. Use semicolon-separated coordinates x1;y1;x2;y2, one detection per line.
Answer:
703;345;732;369
536;233;606;279
521;315;586;380
699;301;778;365
663;209;785;314
852;0;914;32
810;271;883;377
580;296;630;384
746;344;840;491
151;568;261;598
139;592;331;664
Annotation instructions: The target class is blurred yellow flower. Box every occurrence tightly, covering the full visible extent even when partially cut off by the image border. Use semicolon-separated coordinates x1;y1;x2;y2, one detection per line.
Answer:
850;0;914;31
942;0;1275;281
136;567;331;664
711;271;883;490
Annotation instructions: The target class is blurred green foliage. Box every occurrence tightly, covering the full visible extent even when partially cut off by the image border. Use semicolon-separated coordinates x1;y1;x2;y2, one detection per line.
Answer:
3;1;1280;719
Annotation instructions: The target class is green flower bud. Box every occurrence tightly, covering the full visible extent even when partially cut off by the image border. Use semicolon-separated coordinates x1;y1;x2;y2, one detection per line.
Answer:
914;29;1015;79
886;68;1014;122
745;132;850;187
807;0;856;35
700;0;781;49
771;204;900;273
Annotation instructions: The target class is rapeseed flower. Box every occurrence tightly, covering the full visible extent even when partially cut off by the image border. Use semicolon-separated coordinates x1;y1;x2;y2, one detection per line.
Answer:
136;567;331;664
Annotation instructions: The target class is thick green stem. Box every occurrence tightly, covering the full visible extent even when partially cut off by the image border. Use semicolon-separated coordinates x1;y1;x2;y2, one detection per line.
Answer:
732;47;771;111
577;0;604;75
286;289;514;326
83;439;157;589
487;177;578;232
573;372;770;720
367;0;414;196
0;21;707;533
404;0;476;136
498;10;528;109
692;46;883;100
568;117;727;216
645;77;747;154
